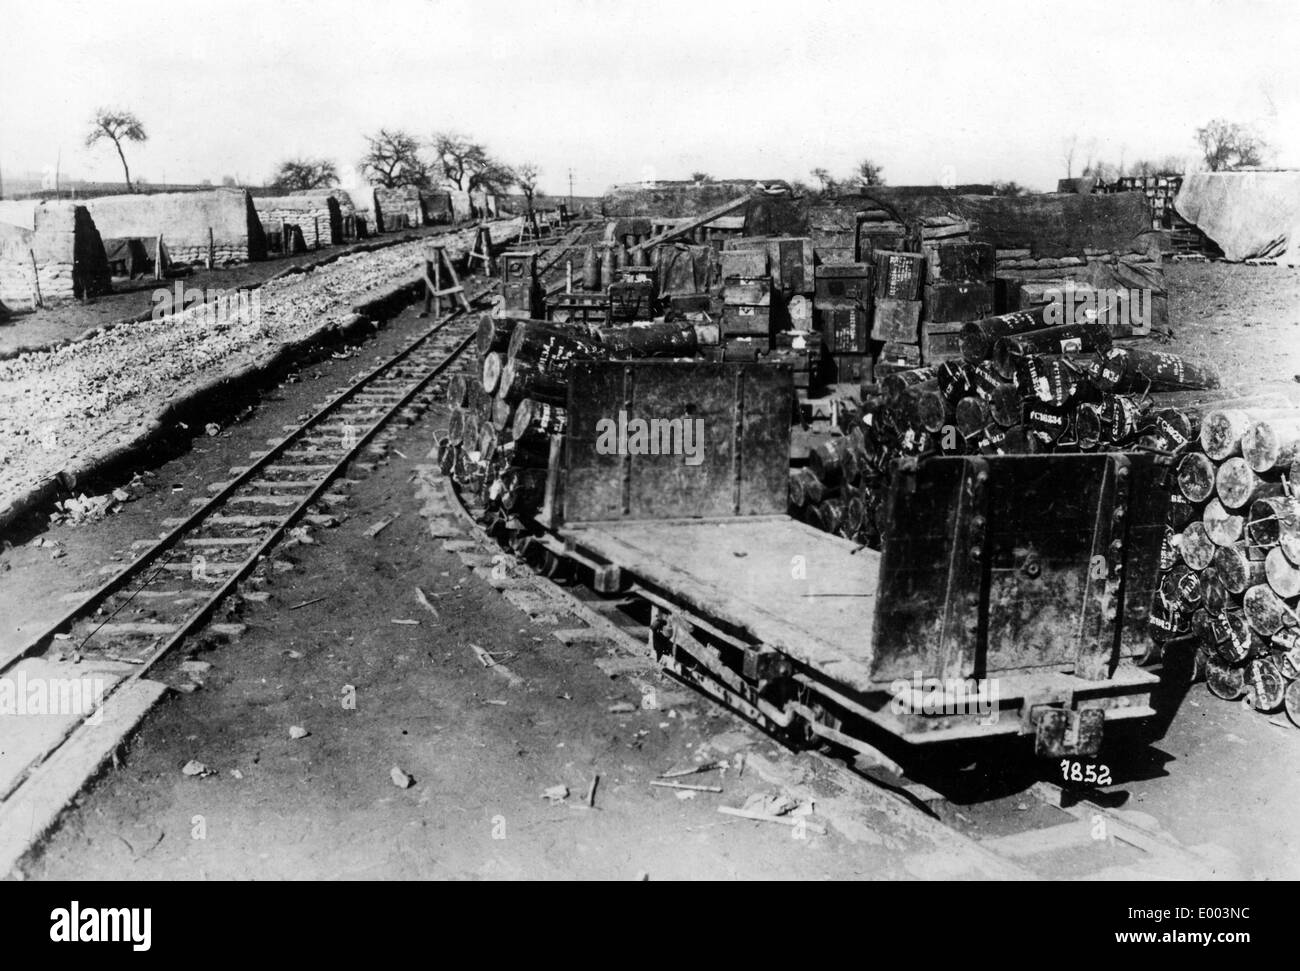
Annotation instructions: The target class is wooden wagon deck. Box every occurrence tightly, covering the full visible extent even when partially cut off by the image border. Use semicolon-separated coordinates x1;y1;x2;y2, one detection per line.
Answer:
559;516;881;693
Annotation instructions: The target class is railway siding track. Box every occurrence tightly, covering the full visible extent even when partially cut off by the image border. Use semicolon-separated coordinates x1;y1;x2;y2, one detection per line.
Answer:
0;222;592;873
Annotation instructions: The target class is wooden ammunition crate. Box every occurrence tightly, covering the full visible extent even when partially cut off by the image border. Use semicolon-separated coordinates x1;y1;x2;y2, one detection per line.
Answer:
920;320;966;363
615;265;658;287
815;301;870;354
874;250;925;300
723;278;772;305
668;293;713;315
767;237;815;296
872;297;922;343
921;241;995;283
721;247;769;280
721;303;772;338
923;281;994;323
608;280;656;322
878;341;923;368
768;345;814;389
546;290;609;325
814;263;872;303
721;337;765;362
857;225;908;262
814;246;857;266
827;352;872;385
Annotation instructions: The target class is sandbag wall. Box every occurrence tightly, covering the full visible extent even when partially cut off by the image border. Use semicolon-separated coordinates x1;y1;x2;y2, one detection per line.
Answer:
252;192;343;248
0;202;112;306
85;188;268;265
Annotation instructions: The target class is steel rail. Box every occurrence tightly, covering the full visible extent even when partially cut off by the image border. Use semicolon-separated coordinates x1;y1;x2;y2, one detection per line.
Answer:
8;220;597;674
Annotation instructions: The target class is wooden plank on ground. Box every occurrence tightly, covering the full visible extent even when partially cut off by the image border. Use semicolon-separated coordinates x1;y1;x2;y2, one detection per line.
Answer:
0;678;168;876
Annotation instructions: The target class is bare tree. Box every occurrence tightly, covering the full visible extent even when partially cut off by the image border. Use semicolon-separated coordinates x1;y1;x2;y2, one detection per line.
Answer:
431;132;480;189
428;132;517;198
514;162;540;212
810;167;833;193
1062;134;1078;179
690;171;713;183
270;157;339;191
855;158;885;187
86;108;147;192
1196;119;1267;171
992;180;1025;197
468;158;516;195
359;129;431;188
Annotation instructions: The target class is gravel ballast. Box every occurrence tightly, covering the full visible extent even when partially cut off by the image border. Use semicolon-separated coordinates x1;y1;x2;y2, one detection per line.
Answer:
0;220;517;533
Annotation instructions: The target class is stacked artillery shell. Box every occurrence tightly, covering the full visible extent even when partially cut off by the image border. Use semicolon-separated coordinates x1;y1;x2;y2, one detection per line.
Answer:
792;319;1221;556
1153;405;1300;727
787;406;889;548
441;317;710;525
954;309;1220;457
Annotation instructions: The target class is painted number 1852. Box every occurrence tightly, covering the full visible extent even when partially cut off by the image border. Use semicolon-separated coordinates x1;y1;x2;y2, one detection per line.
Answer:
1060;760;1111;786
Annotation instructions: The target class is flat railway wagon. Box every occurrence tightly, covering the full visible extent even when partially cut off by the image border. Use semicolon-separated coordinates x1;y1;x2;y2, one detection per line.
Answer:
519;359;1171;760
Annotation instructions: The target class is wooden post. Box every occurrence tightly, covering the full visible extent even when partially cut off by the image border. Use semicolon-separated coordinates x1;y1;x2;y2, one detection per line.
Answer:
207;226;214;270
28;249;43;309
313;215;320;250
423;243;471;318
154;234;163;281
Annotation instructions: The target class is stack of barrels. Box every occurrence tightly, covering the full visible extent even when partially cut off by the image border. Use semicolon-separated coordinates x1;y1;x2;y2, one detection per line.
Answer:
438;316;705;523
1157;406;1300;726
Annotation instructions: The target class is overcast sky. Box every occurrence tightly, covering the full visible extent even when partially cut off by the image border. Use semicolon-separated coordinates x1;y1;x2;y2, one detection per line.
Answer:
2;0;1297;195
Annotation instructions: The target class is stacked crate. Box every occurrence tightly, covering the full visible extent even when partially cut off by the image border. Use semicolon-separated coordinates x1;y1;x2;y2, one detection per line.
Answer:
855;211;908;262
719;245;772;360
814;263;873;386
608;265;657;323
808;207;858;265
872;250;926;372
919;234;995;365
498;251;542;320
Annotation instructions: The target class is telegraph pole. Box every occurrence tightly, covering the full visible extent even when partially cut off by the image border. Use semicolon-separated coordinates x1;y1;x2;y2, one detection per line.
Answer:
568;168;574;211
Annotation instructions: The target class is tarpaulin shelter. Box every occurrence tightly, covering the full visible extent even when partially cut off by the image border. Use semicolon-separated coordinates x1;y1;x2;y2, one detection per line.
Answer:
1175;171;1300;265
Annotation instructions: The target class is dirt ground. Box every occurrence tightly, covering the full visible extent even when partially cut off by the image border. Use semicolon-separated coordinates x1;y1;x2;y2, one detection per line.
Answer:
1165;260;1300;402
0;226;453;359
3;259;1300;880
0;305;935;880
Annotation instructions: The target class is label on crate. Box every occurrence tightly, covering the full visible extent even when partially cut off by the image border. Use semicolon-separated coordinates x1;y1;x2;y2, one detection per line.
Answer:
874;251;925;301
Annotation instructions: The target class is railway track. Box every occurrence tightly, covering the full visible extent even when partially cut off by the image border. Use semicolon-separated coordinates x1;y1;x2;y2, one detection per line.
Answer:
0;221;597;867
